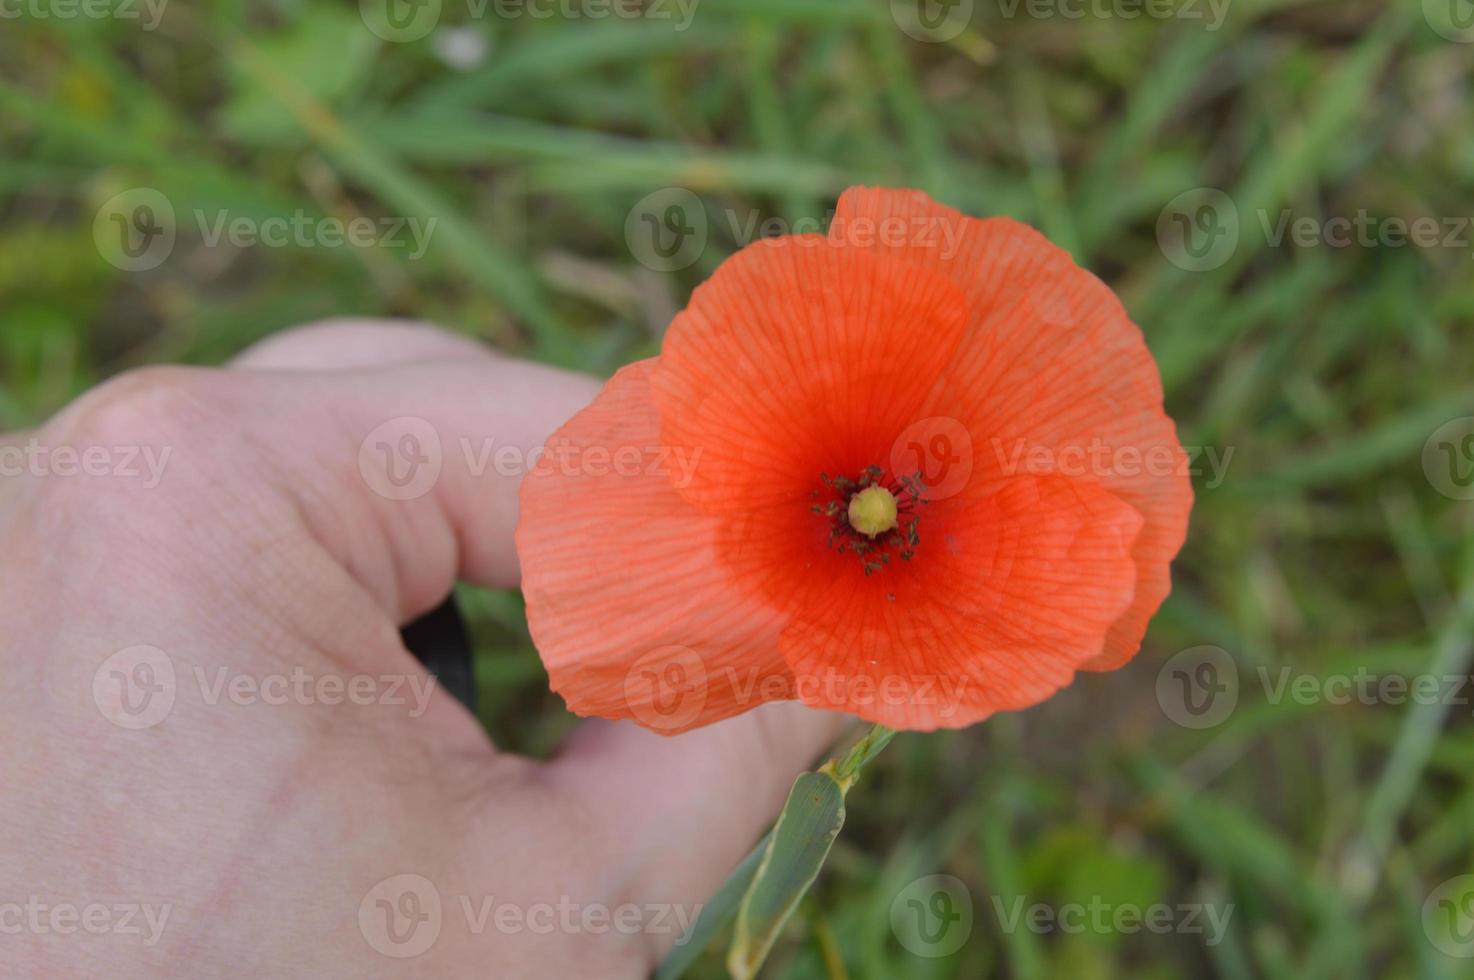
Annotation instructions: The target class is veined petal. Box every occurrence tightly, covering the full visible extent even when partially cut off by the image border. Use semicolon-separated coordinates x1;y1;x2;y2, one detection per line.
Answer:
650;234;971;513
832;187;1193;671
774;475;1145;729
516;360;793;734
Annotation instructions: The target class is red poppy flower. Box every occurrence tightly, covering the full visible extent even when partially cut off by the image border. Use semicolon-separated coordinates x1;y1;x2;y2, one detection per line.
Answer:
516;187;1193;733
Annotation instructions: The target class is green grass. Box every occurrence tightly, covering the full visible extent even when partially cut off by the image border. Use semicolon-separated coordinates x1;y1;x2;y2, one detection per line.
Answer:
4;1;1474;977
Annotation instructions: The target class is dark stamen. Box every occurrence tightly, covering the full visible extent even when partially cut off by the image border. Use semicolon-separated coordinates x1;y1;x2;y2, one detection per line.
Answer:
812;466;927;573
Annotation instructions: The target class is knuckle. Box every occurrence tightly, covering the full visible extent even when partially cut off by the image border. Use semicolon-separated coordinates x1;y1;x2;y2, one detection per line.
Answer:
21;366;234;525
48;365;222;449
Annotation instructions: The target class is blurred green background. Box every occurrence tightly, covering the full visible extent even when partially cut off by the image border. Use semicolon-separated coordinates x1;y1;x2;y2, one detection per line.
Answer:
4;0;1474;977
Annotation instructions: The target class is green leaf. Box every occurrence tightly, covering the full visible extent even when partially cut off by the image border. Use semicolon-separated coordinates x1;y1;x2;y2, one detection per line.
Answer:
653;833;769;980
727;770;847;980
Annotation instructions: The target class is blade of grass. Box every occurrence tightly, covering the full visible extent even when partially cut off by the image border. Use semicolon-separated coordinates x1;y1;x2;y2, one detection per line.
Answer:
1337;535;1474;904
227;42;578;361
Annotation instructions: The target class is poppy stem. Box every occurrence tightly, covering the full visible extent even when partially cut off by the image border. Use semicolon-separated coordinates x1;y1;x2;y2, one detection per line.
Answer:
828;722;897;792
659;722;899;980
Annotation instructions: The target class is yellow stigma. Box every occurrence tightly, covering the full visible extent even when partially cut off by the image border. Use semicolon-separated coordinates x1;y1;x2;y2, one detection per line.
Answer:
848;486;899;538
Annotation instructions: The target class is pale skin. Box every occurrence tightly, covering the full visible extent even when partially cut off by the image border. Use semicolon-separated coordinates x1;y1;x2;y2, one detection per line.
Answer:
0;320;844;978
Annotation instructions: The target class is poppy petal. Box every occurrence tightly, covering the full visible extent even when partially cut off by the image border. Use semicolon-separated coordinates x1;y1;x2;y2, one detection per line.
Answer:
650;235;971;513
831;187;1193;671
774;475;1145;729
517;360;793;734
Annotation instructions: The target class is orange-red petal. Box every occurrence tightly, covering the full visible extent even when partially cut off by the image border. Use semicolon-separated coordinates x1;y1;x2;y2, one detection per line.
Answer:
774;474;1145;729
650;235;970;513
516;360;794;734
830;187;1193;671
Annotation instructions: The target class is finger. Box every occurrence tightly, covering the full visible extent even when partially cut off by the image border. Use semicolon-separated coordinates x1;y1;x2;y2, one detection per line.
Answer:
549;700;851;961
45;320;601;626
230;322;603;621
231;317;491;372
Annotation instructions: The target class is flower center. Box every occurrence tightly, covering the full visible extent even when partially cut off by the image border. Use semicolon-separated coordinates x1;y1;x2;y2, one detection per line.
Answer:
810;465;925;575
848;486;898;537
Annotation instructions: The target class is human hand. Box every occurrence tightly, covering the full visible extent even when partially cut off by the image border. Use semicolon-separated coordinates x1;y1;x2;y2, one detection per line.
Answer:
0;319;843;978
